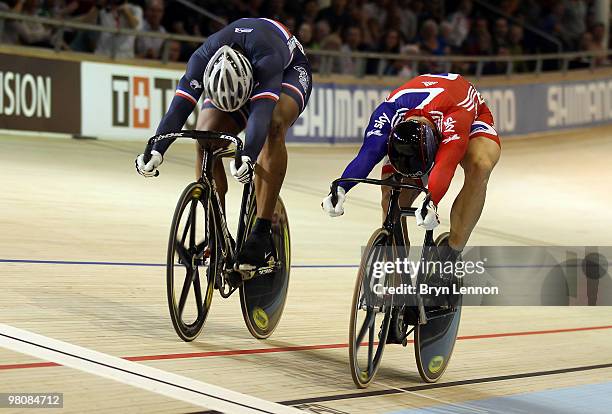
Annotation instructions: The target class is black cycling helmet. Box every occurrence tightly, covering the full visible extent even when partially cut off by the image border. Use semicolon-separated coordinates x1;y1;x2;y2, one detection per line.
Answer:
387;119;439;178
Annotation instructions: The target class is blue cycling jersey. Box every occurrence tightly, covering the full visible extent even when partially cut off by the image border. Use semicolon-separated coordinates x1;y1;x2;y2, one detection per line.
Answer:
152;18;305;160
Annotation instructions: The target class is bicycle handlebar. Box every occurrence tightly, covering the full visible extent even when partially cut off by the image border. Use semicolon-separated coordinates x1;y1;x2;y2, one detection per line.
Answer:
330;176;431;219
145;130;244;167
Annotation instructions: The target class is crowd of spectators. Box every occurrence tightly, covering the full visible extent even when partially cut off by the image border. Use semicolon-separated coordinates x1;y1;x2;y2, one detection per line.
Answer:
0;0;608;74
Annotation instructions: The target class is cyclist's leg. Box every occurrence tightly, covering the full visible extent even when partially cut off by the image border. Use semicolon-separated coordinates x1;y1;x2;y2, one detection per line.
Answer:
254;93;298;220
238;59;311;268
255;57;312;220
195;106;245;211
449;117;500;250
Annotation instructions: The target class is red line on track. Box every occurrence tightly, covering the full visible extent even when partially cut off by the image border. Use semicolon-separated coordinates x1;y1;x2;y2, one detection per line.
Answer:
2;324;611;371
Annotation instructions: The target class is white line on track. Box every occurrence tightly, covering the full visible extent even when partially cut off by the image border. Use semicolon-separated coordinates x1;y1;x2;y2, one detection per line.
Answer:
0;324;304;414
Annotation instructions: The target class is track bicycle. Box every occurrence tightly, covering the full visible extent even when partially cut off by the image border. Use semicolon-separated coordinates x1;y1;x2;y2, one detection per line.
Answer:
145;130;291;342
329;174;462;387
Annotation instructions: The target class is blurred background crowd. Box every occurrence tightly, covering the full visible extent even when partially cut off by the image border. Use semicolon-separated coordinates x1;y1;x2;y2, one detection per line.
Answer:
0;0;608;74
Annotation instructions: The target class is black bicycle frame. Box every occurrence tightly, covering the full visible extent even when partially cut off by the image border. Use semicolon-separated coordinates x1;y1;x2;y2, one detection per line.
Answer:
330;176;435;247
331;175;434;324
147;130;249;267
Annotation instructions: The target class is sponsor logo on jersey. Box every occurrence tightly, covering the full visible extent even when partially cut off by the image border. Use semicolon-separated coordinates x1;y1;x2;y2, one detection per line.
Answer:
189;79;202;90
235;28;253;33
293;65;310;92
422;81;438;87
442;133;460;144
366;129;383;137
373;112;391;129
443;117;456;133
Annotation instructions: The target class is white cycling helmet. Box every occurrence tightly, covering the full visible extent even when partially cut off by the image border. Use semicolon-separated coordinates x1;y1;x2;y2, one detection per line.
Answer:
203;45;253;112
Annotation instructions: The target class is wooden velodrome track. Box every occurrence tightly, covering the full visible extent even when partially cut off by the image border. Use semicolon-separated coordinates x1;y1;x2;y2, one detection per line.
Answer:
1;125;612;413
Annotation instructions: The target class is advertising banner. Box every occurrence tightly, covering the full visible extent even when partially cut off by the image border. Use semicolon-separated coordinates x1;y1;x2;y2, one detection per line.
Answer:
76;59;612;142
81;62;200;139
288;77;612;143
0;53;80;134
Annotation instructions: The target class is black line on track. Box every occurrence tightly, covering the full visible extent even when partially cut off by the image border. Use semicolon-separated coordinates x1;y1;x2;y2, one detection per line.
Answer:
0;333;277;414
277;362;612;406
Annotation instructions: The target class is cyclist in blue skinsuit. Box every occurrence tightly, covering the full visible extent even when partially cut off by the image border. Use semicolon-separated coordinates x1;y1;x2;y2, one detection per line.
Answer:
136;18;312;268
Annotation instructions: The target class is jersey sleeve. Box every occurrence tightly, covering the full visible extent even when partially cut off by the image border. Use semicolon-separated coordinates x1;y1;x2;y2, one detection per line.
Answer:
151;48;208;154
427;109;472;205
339;102;396;192
242;54;284;160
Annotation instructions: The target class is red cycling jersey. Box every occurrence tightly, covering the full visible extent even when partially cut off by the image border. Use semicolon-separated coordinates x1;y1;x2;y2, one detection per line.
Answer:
382;73;500;204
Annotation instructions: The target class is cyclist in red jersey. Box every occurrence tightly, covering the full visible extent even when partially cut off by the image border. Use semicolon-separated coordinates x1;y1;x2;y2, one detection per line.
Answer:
323;73;501;258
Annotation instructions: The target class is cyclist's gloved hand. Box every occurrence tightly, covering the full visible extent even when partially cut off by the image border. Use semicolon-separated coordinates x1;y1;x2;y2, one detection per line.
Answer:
416;199;439;230
230;155;254;184
135;150;163;177
322;186;346;217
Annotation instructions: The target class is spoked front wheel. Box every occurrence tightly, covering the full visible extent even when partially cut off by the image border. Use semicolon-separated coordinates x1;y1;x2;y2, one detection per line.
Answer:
349;229;393;388
167;182;217;342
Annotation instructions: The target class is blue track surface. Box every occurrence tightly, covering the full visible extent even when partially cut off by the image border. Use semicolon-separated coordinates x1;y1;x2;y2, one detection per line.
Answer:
389;381;612;414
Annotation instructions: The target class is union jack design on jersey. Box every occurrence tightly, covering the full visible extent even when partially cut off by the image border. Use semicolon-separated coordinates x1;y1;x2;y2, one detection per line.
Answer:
340;73;500;205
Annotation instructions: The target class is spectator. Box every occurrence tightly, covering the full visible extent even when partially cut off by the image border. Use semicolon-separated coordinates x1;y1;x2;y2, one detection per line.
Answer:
312;20;331;49
541;3;568;49
490;46;511;75
492;18;510;52
297;22;314;48
3;0;54;47
319;33;344;73
165;39;181;62
508;25;527;72
340;26;367;75
563;0;587;49
439;21;456;52
363;0;389;28
570;31;595;68
300;0;319;26
419;19;448;73
419;19;447;56
95;0;143;59
379;29;402;75
464;17;493;56
590;22;607;66
447;0;472;48
394;0;417;43
136;0;165;59
316;0;351;34
308;20;331;72
363;16;382;50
